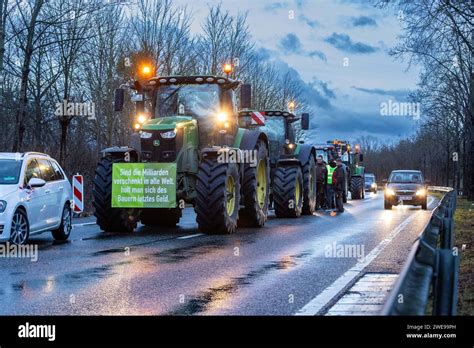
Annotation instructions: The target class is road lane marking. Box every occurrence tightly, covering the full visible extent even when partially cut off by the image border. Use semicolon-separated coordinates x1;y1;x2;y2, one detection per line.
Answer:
177;233;204;240
295;197;434;316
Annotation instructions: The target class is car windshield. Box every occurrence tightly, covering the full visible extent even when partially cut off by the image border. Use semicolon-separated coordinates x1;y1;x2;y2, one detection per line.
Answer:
156;84;221;119
389;172;422;183
365;176;375;183
0;159;22;184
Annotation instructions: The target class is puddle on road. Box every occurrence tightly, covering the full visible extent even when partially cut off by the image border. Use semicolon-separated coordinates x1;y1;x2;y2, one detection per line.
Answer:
169;250;312;315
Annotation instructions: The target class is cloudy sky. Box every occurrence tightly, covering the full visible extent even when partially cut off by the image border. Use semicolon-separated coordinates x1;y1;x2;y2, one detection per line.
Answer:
175;0;421;144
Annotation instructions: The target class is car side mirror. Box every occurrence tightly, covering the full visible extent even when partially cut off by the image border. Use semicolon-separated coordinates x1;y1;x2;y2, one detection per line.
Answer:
114;88;125;111
301;113;310;130
28;178;46;188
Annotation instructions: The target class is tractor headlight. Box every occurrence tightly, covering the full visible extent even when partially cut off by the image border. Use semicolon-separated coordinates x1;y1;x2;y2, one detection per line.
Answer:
385;189;395;196
217;112;228;122
0;200;7;213
140;131;153;139
416;188;426;196
161;130;177;139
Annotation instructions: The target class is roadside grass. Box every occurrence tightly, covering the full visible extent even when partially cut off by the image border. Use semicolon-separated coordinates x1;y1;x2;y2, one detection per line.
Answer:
429;191;444;201
455;197;474;315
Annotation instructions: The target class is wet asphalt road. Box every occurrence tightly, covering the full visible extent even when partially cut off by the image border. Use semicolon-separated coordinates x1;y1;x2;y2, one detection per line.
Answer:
0;193;437;315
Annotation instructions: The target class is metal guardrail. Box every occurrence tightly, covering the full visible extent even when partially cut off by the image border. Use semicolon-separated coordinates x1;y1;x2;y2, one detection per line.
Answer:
381;187;459;315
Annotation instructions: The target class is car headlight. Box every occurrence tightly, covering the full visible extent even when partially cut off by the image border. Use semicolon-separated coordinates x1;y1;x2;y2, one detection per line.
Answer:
161;130;177;139
385;189;395;196
0;200;7;213
416;188;426;196
371;183;376;188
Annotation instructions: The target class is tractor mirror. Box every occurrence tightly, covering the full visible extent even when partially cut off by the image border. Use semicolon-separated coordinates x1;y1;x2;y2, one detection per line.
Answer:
240;84;252;109
114;88;125;111
301;113;310;130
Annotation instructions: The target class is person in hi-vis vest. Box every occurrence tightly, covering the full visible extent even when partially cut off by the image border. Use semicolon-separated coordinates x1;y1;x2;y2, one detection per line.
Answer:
326;159;337;209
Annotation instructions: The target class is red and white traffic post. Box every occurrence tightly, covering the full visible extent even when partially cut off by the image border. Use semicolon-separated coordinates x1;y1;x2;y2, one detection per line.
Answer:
72;174;84;214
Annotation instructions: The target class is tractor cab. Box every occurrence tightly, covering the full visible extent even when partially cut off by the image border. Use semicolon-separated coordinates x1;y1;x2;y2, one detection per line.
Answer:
115;75;242;150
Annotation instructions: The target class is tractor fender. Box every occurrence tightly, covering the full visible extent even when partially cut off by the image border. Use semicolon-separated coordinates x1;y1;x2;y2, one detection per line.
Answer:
101;146;139;162
297;144;316;166
238;129;269;152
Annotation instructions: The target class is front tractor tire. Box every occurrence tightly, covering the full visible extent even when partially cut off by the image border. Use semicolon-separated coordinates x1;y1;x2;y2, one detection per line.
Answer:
93;156;139;233
195;157;240;234
350;176;364;200
302;156;317;215
274;165;303;218
141;208;182;227
239;140;270;227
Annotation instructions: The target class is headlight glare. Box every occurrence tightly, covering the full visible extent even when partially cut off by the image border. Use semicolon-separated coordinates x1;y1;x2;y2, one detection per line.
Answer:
385;189;395;196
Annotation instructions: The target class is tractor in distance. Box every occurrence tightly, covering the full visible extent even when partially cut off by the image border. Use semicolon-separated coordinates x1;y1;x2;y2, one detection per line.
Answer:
326;140;365;201
314;141;365;202
92;63;272;235
238;94;317;218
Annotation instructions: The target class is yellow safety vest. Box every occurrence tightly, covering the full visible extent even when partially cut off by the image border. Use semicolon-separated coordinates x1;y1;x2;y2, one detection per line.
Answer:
327;165;336;184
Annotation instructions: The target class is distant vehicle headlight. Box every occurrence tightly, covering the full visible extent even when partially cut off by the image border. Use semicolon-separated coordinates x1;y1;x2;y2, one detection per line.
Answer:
416;188;426;196
0;200;7;213
371;183;376;188
385;189;395;196
161;130;176;139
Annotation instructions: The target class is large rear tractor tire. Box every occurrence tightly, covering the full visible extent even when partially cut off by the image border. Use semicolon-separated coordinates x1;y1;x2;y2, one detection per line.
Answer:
274;165;303;218
350;176;364;200
141;208;182;227
195;157;240;234
93;156;139;233
239;140;270;228
302;156;317;215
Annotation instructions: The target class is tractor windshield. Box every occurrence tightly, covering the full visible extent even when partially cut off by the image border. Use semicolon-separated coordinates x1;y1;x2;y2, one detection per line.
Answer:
155;84;221;119
261;116;286;138
316;149;328;163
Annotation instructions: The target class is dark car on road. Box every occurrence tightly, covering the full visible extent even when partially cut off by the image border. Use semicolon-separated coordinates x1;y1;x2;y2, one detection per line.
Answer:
364;173;377;193
384;170;428;210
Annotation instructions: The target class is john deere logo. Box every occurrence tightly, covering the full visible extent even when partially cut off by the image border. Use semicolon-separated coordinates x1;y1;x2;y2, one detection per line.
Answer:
153;139;160;147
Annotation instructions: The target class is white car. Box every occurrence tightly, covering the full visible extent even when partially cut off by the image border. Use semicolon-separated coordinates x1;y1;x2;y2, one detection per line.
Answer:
0;152;73;245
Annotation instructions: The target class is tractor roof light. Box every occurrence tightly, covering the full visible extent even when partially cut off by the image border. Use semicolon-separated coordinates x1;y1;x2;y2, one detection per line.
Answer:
223;63;233;75
138;64;154;79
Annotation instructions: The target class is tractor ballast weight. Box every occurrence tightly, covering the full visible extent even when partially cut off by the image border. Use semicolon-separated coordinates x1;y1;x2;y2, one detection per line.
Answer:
93;74;271;235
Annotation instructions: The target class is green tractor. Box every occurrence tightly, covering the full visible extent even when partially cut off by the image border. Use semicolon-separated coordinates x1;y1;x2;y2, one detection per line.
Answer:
238;96;317;218
325;140;365;201
92;70;272;234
